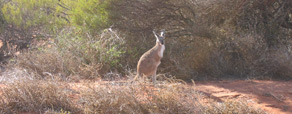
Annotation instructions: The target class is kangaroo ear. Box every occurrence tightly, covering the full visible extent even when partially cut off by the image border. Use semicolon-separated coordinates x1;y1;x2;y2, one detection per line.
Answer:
160;29;165;37
153;31;159;39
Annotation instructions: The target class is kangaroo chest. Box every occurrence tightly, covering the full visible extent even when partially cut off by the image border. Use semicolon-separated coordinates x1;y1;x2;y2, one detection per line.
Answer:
158;45;165;58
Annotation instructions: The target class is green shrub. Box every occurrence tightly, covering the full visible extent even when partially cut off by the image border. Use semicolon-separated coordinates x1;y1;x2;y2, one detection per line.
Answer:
56;28;125;73
0;0;4;29
2;0;110;32
17;28;125;79
70;0;110;33
2;0;64;29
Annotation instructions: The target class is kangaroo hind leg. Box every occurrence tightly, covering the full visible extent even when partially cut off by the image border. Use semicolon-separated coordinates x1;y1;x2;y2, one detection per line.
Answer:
152;69;157;85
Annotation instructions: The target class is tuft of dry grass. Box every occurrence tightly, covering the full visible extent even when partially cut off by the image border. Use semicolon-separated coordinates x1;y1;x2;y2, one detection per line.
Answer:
17;49;79;80
0;80;79;114
16;47;101;80
0;68;35;84
79;81;202;114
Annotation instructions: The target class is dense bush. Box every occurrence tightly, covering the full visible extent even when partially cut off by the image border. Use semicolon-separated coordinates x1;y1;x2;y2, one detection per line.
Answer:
0;0;4;30
109;0;292;80
1;0;113;78
2;0;63;29
2;0;292;80
70;0;110;33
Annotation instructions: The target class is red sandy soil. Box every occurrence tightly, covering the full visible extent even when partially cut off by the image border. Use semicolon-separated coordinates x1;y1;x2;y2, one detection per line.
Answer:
195;80;292;114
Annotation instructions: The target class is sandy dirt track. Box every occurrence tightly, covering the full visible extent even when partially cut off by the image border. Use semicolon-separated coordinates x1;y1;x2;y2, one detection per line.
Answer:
196;80;292;114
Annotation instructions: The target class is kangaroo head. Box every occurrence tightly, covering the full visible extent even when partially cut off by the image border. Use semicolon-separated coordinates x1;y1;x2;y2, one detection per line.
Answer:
153;30;165;45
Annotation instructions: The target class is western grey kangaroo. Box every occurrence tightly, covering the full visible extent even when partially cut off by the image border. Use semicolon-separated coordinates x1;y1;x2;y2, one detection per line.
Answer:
134;30;165;84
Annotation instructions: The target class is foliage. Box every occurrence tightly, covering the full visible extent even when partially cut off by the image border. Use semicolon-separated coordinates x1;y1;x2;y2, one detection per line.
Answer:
56;27;125;74
2;0;292;80
109;0;292;80
2;0;64;29
0;0;5;30
1;0;110;32
16;27;125;79
70;0;110;33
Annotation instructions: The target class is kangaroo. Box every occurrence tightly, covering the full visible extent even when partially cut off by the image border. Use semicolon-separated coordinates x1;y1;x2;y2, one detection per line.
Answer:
133;30;166;84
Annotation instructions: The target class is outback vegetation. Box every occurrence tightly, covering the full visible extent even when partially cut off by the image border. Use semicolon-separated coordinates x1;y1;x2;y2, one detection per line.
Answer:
0;0;291;113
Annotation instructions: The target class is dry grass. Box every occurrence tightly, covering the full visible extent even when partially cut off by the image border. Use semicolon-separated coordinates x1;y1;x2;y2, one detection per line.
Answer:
204;100;266;114
0;80;79;114
17;49;81;80
79;81;201;114
13;27;126;80
0;76;267;114
0;68;35;84
15;47;103;80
